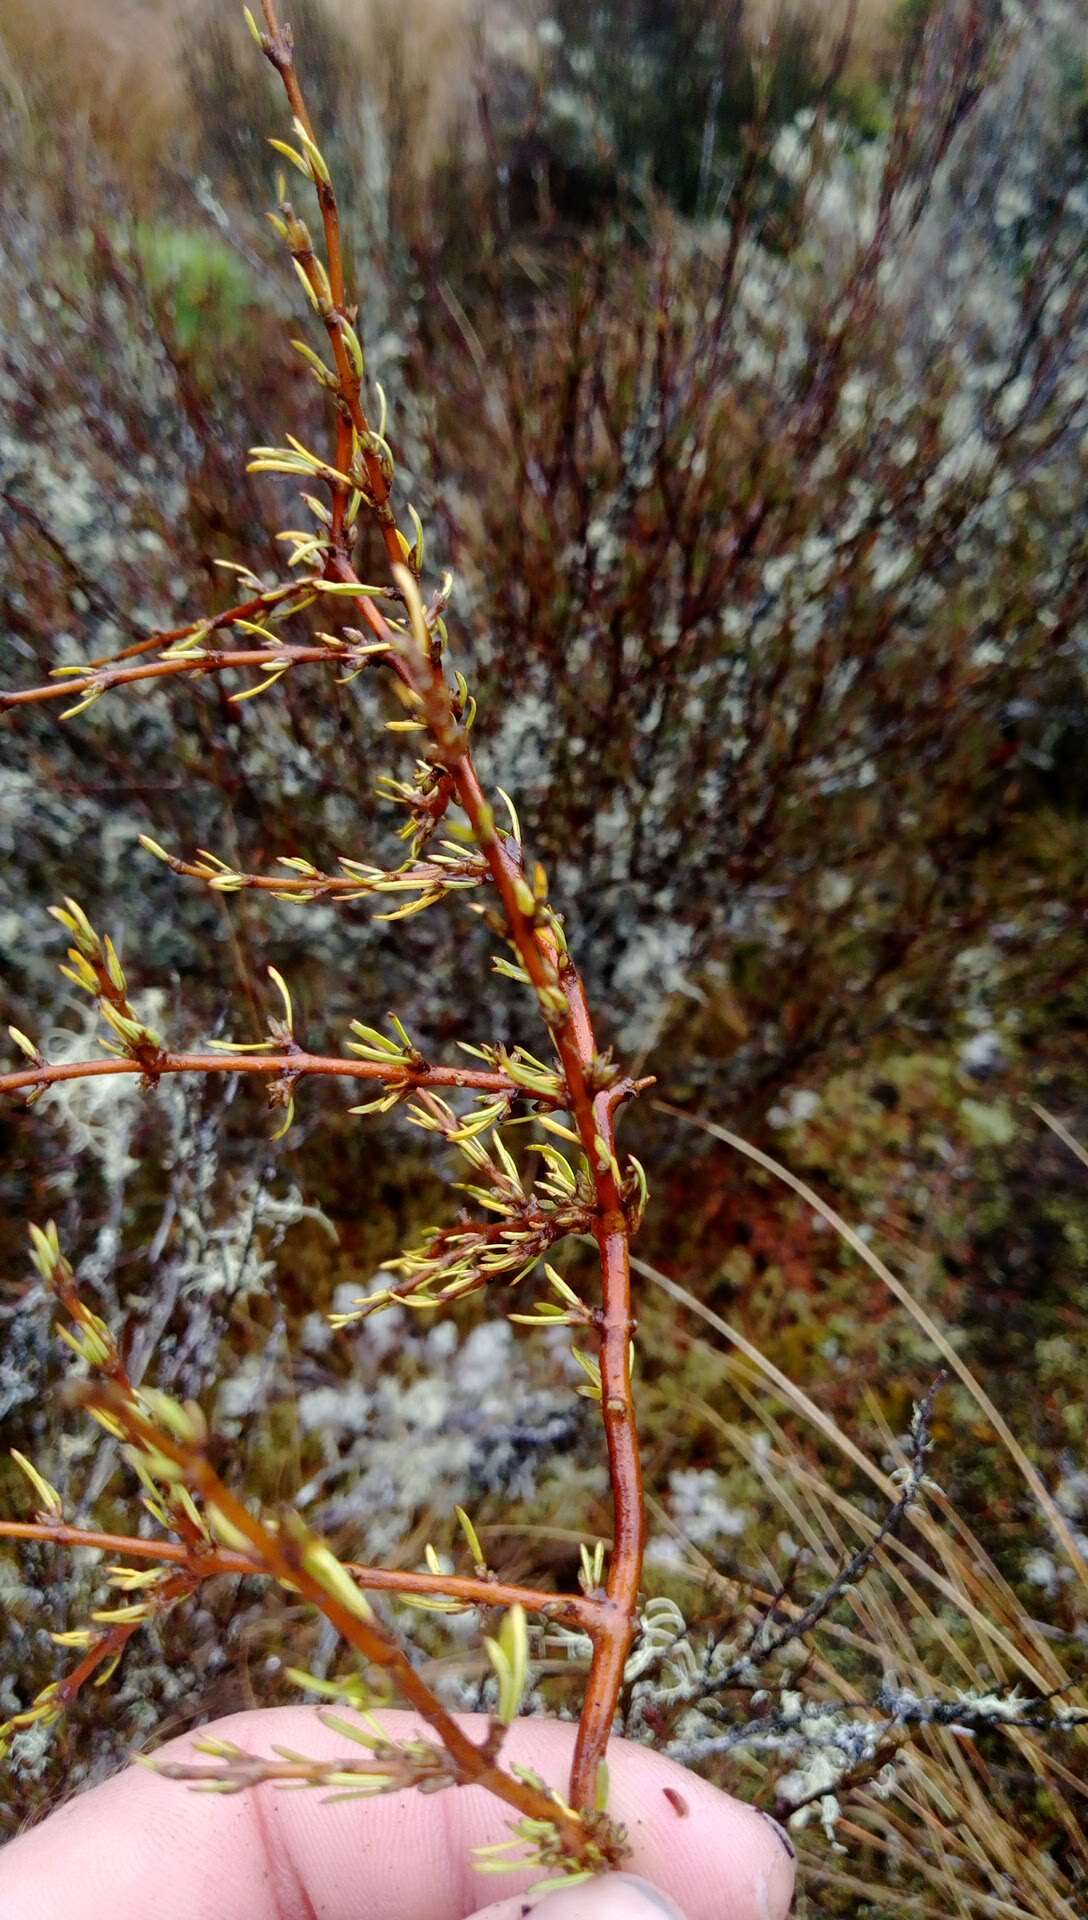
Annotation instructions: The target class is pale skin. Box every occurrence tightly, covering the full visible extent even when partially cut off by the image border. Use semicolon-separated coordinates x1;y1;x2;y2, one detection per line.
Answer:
0;1711;796;1920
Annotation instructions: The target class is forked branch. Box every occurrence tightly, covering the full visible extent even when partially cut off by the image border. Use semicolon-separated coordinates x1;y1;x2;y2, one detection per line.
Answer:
0;0;649;1877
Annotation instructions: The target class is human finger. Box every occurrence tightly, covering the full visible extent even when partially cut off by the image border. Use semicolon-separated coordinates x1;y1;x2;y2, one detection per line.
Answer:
0;1708;795;1920
467;1868;689;1919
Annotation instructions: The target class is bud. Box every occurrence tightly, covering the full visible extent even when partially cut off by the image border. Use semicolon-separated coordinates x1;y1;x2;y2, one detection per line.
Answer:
138;1389;208;1449
283;1516;375;1624
484;1605;529;1724
10;1450;63;1517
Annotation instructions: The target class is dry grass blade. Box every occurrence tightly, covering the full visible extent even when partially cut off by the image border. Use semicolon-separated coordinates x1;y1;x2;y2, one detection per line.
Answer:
636;1105;1086;1918
1032;1104;1088;1176
653;1101;1088;1593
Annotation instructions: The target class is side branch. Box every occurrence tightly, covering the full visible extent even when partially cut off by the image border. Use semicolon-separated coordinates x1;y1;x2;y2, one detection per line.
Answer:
4;0;651;1851
0;1052;525;1101
255;0;403;569
1;646;358;714
0;1521;598;1630
152;844;487;907
85;1386;616;1867
356;579;647;1810
310;565;646;1812
81;582;314;670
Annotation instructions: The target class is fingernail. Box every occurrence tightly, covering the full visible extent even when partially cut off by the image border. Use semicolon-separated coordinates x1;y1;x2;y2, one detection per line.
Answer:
607;1876;688;1918
527;1872;688;1918
759;1810;796;1862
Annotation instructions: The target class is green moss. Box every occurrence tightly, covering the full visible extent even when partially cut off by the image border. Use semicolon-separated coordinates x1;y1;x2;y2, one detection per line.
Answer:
134;223;259;366
960;1098;1017;1150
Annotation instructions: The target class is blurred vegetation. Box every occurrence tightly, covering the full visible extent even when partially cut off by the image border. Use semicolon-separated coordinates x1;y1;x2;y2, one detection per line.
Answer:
135;223;260;364
1;0;1086;1912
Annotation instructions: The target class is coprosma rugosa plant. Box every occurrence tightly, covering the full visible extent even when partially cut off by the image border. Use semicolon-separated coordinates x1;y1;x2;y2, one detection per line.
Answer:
0;1;659;1892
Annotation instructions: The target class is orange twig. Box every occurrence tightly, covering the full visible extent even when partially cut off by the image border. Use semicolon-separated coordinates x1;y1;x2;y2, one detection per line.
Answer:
0;646;357;712
2;0;650;1858
0;1051;526;1101
257;0;403;570
87;1389;610;1864
0;1521;598;1631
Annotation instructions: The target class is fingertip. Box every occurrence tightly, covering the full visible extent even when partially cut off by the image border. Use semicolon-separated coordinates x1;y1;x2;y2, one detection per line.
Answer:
590;1735;796;1920
0;1708;796;1920
751;1825;796;1920
462;1728;796;1920
467;1871;689;1920
686;1795;796;1920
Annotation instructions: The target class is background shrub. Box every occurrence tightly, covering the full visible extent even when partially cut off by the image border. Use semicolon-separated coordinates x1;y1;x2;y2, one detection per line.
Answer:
1;1;1086;1910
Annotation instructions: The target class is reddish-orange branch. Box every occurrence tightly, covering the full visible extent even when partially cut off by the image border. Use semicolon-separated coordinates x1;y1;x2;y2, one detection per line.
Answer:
257;0;404;571
424;754;645;1807
0;1051;525;1102
253;0;647;1817
89;1393;605;1862
0;645;352;712
56;1570;198;1709
329;613;646;1807
159;847;484;900
1;1;649;1861
80;584;313;669
0;1521;598;1630
0;586;313;699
